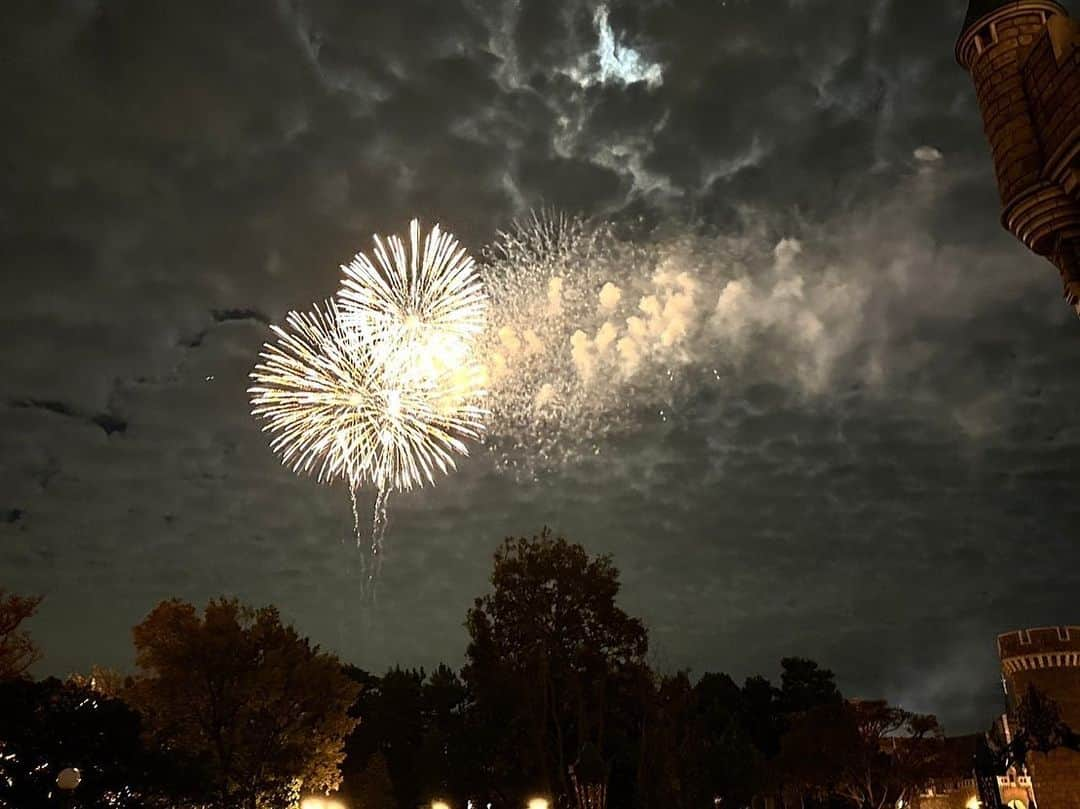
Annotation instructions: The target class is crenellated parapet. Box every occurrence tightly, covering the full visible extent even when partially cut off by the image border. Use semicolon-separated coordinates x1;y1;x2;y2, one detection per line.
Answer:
998;626;1080;673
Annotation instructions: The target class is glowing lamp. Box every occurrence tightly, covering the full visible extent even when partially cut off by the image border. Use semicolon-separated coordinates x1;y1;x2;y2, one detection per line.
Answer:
56;768;81;790
528;798;550;809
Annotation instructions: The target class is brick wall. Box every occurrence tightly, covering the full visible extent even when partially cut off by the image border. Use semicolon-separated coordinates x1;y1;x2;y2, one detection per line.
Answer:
1023;23;1080;175
968;9;1051;207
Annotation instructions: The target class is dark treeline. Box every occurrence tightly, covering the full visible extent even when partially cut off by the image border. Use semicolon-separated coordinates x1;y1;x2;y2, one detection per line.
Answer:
0;530;1074;809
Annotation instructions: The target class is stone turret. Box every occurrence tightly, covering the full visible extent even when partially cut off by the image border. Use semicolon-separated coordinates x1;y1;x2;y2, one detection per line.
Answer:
998;626;1080;808
956;1;1080;317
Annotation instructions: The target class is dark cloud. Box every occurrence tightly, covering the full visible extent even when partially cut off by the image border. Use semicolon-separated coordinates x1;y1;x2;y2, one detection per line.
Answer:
10;399;128;436
2;0;1078;735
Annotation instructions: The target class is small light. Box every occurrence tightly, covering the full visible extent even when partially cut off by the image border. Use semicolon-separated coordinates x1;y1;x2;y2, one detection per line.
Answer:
528;798;550;809
56;769;81;791
432;801;451;809
302;800;327;809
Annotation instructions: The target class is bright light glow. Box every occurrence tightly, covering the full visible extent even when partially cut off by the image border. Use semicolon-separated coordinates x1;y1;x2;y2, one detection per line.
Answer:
55;768;81;791
338;218;486;373
302;799;346;809
528;798;550;809
967;799;981;809
250;226;488;495
593;6;662;87
432;801;451;809
914;145;943;163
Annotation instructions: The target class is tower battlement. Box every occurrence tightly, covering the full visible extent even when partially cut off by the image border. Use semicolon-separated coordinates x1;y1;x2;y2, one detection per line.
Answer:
998;626;1080;674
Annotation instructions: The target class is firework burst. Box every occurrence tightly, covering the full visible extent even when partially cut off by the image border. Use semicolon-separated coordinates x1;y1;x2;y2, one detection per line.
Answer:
249;300;380;490
338;219;487;361
250;220;488;573
334;219;489;492
251;312;486;498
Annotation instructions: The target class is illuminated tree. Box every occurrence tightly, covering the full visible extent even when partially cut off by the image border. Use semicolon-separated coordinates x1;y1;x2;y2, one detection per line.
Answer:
0;589;43;680
127;598;360;809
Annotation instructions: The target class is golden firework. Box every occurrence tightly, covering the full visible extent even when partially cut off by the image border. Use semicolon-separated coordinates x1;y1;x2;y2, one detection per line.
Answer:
249;297;485;495
338;219;486;360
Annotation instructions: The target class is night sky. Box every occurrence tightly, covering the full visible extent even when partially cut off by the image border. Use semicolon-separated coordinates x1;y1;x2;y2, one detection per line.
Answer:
4;0;1079;735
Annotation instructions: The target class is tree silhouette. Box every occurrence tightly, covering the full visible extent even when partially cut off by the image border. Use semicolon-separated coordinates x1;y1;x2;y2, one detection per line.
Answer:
778;657;843;715
341;664;483;809
776;699;942;809
1015;684;1080;756
127;598;359;809
0;589;43;680
464;529;648;805
353;751;397;809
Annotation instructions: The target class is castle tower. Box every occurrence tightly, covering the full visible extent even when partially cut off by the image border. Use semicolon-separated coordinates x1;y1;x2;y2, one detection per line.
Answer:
956;1;1080;318
998;626;1080;808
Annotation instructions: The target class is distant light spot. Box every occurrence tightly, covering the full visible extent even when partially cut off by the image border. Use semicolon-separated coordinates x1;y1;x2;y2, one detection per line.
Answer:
914;146;943;162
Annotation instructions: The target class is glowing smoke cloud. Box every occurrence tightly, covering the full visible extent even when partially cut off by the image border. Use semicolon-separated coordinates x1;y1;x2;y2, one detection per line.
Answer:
480;212;867;474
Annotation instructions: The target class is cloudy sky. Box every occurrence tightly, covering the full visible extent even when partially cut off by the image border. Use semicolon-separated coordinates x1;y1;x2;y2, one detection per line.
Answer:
4;0;1078;733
